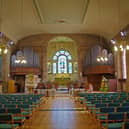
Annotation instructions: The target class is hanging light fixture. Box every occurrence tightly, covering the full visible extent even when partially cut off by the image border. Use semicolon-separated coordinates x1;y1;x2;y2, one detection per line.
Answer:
14;1;27;64
15;55;27;64
97;56;108;63
0;1;9;55
111;30;128;52
0;32;8;55
96;0;108;63
111;0;129;52
14;49;27;64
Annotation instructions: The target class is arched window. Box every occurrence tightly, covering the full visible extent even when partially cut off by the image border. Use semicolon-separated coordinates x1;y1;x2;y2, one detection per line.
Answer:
52;50;72;74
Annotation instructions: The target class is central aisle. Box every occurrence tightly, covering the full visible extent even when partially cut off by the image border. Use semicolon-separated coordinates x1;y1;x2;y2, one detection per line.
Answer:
32;96;97;129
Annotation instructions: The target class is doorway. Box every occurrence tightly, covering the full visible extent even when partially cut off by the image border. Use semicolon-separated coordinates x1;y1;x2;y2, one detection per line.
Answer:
14;75;25;93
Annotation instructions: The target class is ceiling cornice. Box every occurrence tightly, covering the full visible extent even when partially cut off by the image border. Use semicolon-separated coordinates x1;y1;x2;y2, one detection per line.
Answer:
32;0;44;24
82;0;90;24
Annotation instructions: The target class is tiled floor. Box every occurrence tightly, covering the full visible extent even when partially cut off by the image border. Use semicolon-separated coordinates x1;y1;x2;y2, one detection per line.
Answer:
31;96;99;129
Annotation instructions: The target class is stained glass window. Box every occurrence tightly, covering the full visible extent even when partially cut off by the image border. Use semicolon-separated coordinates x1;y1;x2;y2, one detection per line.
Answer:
60;50;65;54
53;56;57;60
56;52;60;56
53;63;56;74
68;55;72;60
52;50;73;74
65;51;69;56
68;62;72;73
58;55;67;73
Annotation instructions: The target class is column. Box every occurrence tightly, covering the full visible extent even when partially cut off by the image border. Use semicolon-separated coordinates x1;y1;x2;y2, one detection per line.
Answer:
78;47;85;81
114;50;122;91
2;50;11;93
122;49;127;91
126;50;129;92
114;47;128;92
42;44;47;81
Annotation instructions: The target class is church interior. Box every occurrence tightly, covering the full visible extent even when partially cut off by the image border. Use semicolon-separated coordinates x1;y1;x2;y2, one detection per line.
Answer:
0;0;129;129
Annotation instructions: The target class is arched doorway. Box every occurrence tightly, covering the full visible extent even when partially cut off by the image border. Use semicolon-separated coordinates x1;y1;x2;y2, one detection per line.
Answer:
47;36;78;88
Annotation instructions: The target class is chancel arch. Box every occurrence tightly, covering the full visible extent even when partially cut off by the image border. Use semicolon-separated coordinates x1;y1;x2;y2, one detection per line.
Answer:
47;36;78;86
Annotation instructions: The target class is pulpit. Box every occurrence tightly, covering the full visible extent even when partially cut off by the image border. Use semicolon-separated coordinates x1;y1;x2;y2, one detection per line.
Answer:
0;81;2;94
8;80;16;93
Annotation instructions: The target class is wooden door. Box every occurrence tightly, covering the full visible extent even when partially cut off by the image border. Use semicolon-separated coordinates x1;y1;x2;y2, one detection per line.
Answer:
14;75;25;93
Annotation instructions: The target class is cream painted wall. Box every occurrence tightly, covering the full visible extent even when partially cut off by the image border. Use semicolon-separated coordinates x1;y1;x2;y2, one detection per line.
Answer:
47;41;78;61
16;33;108;83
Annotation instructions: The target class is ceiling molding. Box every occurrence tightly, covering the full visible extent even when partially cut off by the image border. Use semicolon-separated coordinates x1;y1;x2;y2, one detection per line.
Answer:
32;0;44;24
2;0;129;41
82;0;90;24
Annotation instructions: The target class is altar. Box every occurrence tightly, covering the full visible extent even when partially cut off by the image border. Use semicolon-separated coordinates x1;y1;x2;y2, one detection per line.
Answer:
54;73;71;86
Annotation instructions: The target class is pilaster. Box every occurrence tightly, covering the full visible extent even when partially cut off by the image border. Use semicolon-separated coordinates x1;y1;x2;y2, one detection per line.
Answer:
2;50;11;92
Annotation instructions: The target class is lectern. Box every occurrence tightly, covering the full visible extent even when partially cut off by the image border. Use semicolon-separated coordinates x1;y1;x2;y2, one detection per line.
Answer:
0;81;2;94
27;86;34;94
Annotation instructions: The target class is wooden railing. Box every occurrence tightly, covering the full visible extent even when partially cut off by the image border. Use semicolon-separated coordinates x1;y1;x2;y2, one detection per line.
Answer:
10;67;41;75
84;65;114;75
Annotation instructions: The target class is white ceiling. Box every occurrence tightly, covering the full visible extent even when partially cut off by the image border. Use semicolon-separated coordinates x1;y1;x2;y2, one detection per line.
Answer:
0;0;129;42
37;0;89;24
